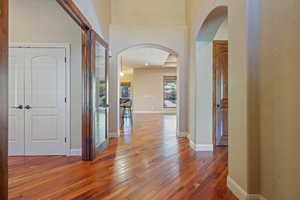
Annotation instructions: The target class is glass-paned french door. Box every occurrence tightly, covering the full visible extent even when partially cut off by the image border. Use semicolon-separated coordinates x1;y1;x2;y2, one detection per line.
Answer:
88;30;109;160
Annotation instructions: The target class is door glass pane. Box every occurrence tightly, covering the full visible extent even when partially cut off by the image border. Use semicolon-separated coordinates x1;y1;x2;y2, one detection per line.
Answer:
94;42;107;149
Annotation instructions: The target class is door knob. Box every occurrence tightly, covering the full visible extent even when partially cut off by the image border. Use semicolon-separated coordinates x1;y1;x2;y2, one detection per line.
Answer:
216;104;221;108
12;105;23;109
24;105;32;110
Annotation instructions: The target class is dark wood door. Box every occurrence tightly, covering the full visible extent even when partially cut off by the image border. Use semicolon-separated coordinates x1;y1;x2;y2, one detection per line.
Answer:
0;0;8;199
213;41;228;146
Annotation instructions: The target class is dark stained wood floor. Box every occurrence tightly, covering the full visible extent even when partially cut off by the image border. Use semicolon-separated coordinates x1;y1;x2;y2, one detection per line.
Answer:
8;114;237;200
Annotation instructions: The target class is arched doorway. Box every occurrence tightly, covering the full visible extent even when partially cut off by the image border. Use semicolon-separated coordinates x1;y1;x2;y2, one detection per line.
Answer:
116;44;181;136
194;6;228;148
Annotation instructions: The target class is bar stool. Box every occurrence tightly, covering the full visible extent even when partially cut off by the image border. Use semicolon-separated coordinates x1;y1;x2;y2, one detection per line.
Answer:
120;99;133;127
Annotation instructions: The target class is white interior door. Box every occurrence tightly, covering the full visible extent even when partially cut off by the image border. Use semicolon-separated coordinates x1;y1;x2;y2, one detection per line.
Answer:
24;48;66;155
8;48;25;156
9;46;67;156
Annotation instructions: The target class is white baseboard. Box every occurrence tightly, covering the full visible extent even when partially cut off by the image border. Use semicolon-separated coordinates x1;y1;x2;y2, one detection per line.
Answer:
133;111;176;114
187;133;191;140
70;149;82;156
248;195;267;200
189;140;213;151
227;176;267;200
109;132;119;138
259;196;267;200
177;131;188;137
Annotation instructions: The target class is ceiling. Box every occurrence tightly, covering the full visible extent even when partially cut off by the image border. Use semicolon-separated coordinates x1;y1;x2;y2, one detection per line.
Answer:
121;48;177;69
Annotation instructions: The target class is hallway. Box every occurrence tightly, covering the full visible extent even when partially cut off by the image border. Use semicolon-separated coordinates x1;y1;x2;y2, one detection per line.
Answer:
8;114;236;200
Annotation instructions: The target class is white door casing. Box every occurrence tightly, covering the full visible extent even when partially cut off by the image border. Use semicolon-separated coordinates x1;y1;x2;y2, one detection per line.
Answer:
8;45;70;156
8;48;25;155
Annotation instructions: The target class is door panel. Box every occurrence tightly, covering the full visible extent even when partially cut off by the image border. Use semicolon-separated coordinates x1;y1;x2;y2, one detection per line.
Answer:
8;48;25;155
24;48;66;155
89;30;109;160
30;55;58;107
214;41;228;146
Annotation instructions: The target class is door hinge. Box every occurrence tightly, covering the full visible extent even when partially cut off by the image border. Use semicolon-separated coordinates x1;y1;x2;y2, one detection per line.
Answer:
65;137;67;143
65;97;67;103
65;57;67;63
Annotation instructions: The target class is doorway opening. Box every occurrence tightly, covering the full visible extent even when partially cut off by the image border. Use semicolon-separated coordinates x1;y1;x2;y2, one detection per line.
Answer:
195;6;228;148
213;40;228;146
117;45;178;135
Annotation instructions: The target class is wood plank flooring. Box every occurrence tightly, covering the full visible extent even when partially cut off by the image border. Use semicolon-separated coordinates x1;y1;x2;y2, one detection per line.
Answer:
8;114;237;200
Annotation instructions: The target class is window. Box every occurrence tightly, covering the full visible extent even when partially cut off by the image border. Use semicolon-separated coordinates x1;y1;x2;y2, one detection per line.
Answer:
163;76;177;108
121;82;131;99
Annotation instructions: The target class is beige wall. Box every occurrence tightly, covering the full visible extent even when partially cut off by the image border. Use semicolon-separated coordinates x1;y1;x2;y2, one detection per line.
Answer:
9;0;82;149
132;68;177;113
215;18;228;40
74;0;110;40
259;0;300;199
92;0;111;40
227;0;250;193
111;0;186;26
194;41;213;145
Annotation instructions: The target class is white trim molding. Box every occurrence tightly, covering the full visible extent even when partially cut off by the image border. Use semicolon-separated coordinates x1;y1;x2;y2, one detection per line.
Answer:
177;131;188;138
227;176;267;200
187;133;191;140
70;149;82;156
189;140;213;151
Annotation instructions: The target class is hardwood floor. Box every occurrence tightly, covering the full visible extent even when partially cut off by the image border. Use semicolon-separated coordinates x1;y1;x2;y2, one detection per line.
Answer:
8;114;237;200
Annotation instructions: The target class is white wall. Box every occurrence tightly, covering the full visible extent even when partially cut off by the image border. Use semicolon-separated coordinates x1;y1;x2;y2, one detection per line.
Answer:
132;68;177;113
9;0;82;149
